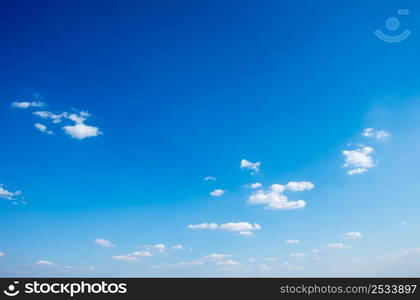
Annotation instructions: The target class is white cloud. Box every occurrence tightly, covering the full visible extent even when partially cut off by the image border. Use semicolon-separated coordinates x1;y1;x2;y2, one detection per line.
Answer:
240;159;261;173
362;128;390;141
203;253;233;260
290;253;306;258
210;189;225;197
63;123;101;140
35;260;56;266
216;259;240;266
33;109;102;139
0;185;22;201
171;245;184;250
342;146;375;175
280;262;303;271
203;176;216;181
342;232;363;239
286;239;300;244
219;222;261;233
94;238;115;248
111;251;152;262
258;264;270;271
286;181;314;191
187;222;261;236
33;111;66;123
34;123;53;135
144;244;166;253
250;182;262;189
173;260;204;267
11;101;44;109
187;223;218;230
328;243;350;250
0;251;5;257
248;181;314;210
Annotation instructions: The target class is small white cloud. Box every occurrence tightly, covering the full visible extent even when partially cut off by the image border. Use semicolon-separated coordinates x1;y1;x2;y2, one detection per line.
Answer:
248;181;314;210
35;260;56;266
33;111;66;123
342;232;363;239
94;238;115;248
240;159;261;173
216;259;240;266
203;253;233;260
280;262;303;271
219;222;261;234
250;182;262;189
258;264;270;271
362;128;390;141
63;123;101;140
286;239;300;244
401;221;408;225
187;222;261;236
328;243;350;250
0;185;22;201
265;257;278;262
210;189;225;197
187;223;218;230
203;176;216;181
171;245;185;251
342;146;374;175
290;253;306;258
111;251;152;262
0;251;5;257
11;101;44;109
34;123;53;135
143;244;166;253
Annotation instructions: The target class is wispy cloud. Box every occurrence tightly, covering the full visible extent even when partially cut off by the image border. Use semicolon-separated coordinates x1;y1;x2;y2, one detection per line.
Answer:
342;232;363;239
94;238;115;248
34;123;53;135
11;101;45;109
187;222;261;236
111;251;152;262
240;159;261;173
210;189;225;197
362;128;390;141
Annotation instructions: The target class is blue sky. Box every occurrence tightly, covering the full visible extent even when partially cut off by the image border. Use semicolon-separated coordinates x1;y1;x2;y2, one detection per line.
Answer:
1;0;420;277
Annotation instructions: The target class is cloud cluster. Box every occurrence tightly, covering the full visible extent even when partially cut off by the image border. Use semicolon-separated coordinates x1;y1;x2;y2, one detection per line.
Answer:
187;221;261;236
248;181;314;210
342;146;375;175
12;99;102;140
362;128;390;141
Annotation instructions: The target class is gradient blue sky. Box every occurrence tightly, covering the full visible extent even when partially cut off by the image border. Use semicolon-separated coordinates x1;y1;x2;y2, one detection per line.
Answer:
1;0;420;277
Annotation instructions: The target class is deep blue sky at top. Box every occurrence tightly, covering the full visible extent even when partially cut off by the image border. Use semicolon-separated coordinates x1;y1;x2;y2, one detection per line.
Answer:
1;0;420;276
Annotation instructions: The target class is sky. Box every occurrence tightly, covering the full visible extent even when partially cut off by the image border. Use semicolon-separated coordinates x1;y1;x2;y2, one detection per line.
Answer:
1;0;420;277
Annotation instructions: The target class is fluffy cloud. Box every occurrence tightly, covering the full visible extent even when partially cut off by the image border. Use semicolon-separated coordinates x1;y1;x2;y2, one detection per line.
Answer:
290;253;306;258
286;239;300;244
35;260;56;266
0;185;22;201
240;159;261;173
203;176;216;181
328;243;350;250
248;181;314;210
187;223;218;230
63;123;101;140
342;146;374;175
342;232;363;239
111;251;152;262
94;238;115;248
34;123;53;135
210;189;225;197
362;128;390;141
187;222;261;236
11;101;44;108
